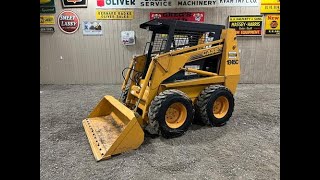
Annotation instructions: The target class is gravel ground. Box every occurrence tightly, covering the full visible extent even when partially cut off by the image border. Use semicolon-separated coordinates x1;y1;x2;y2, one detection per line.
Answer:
40;84;280;180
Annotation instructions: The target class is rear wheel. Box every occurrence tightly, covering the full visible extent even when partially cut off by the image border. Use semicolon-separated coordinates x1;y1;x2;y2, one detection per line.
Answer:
195;85;234;126
148;89;194;138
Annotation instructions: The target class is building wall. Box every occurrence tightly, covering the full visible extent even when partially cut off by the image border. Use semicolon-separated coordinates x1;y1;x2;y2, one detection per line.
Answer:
40;0;280;84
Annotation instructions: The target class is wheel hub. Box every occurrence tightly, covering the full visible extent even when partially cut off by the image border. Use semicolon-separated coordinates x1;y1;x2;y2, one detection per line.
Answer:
165;102;187;129
213;96;229;118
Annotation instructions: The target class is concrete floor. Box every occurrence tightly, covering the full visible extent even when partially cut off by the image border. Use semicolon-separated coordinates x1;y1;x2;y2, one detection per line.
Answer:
40;84;280;180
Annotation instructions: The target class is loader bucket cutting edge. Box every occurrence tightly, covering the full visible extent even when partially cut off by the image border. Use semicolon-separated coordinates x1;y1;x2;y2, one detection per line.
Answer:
82;95;144;161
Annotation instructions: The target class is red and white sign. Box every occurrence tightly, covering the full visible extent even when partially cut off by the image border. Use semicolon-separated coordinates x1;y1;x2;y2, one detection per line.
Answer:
57;10;80;34
150;12;205;22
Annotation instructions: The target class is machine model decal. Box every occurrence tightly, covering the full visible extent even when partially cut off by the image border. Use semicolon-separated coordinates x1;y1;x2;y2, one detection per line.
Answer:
227;60;239;65
184;65;200;75
202;47;222;56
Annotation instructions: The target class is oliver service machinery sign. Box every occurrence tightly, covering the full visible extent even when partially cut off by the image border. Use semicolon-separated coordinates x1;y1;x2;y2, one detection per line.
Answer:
58;10;80;34
96;0;259;8
228;15;263;36
150;12;205;22
264;14;280;36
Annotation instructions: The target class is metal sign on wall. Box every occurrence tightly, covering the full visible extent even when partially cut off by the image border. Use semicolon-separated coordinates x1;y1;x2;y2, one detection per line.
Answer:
57;10;80;34
61;0;88;8
228;15;263;36
40;0;56;13
40;15;55;25
40;27;55;33
264;14;280;36
150;12;205;22
96;10;134;20
121;31;135;45
96;0;259;9
83;21;103;35
260;0;280;13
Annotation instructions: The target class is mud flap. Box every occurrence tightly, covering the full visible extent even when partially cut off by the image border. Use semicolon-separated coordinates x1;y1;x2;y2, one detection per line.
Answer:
82;95;144;161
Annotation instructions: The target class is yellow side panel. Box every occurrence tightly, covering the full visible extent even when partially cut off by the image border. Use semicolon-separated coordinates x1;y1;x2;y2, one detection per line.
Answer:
162;76;225;88
175;85;208;102
161;76;226;102
219;29;241;76
225;75;240;94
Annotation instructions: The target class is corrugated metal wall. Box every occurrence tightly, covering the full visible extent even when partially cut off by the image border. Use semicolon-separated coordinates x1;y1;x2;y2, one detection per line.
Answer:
40;0;280;84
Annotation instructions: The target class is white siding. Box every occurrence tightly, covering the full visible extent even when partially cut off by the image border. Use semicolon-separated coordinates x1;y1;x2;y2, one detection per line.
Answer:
40;1;280;84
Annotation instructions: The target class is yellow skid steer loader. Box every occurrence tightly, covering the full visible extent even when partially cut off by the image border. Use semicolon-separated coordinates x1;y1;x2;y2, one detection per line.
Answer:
82;19;240;161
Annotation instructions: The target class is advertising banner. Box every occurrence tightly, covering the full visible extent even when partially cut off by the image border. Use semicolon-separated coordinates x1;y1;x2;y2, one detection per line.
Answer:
40;27;55;33
61;0;88;8
264;14;280;36
96;10;134;20
83;21;103;35
57;10;80;34
40;0;56;13
177;0;259;8
150;12;204;22
228;15;263;36
96;0;259;9
121;31;135;45
40;15;55;25
260;0;280;13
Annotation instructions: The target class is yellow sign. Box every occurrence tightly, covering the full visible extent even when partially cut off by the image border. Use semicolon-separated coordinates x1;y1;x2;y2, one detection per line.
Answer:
264;14;280;36
229;15;263;36
40;15;55;25
229;16;263;22
96;10;134;20
261;0;280;13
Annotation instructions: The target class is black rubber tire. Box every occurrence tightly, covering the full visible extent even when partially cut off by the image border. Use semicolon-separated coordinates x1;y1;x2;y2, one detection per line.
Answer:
120;87;129;104
148;89;194;138
195;85;234;126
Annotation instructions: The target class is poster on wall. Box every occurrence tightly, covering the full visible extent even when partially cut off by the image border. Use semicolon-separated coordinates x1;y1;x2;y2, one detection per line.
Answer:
40;15;55;25
61;0;88;8
177;0;259;8
40;27;55;33
228;15;263;36
96;0;137;9
83;21;103;35
264;14;280;36
57;10;80;34
40;0;56;13
96;10;134;20
121;31;135;45
260;0;280;13
150;12;205;22
96;0;259;9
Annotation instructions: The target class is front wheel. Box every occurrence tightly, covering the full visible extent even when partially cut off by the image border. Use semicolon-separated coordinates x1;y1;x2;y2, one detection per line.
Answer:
195;85;235;126
148;89;194;138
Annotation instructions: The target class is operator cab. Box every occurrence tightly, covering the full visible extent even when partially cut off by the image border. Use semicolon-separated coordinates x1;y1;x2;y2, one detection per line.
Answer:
140;19;225;82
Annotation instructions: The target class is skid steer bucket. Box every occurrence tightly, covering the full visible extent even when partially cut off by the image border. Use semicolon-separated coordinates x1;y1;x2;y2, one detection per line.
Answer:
82;95;144;161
